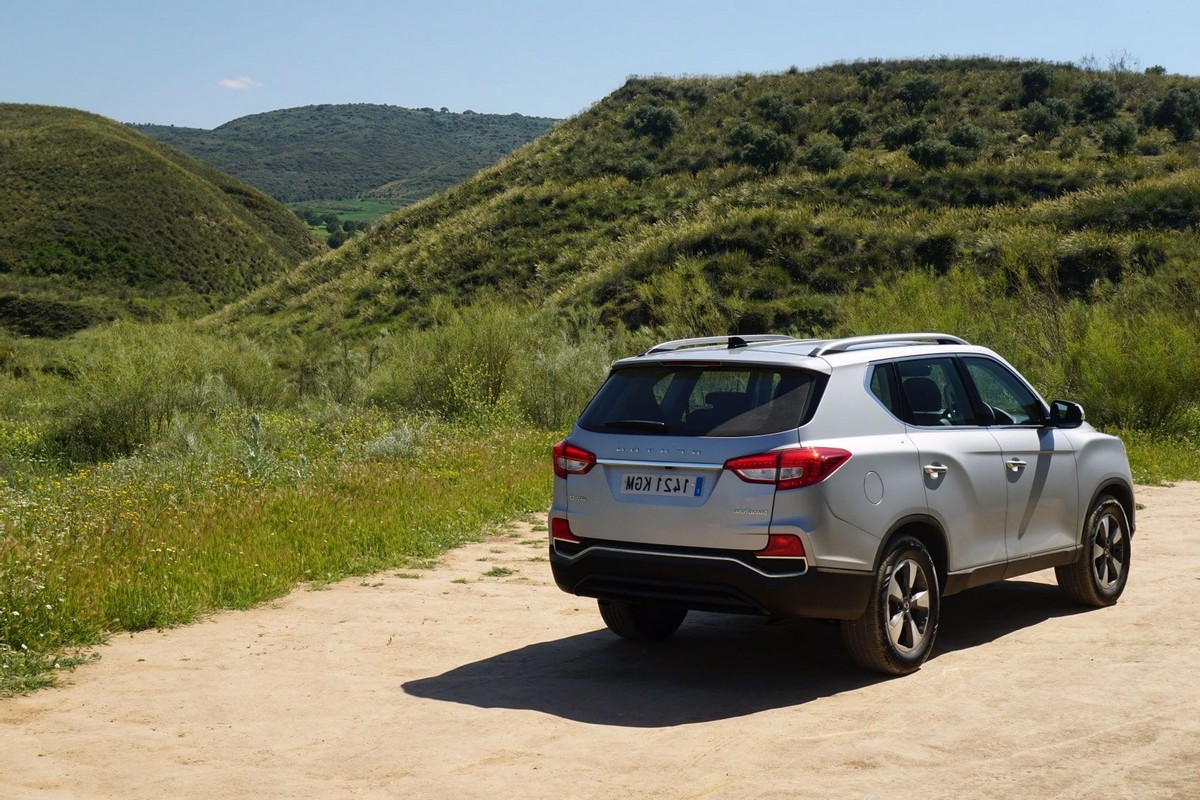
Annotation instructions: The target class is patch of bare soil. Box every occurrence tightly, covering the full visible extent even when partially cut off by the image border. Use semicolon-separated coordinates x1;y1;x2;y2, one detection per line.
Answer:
2;485;1198;799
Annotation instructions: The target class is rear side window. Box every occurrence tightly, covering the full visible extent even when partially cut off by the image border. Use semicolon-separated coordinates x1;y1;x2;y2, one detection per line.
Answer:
578;365;824;436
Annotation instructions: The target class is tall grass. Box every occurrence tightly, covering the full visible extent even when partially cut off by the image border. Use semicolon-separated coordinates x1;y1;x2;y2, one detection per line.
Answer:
0;320;566;696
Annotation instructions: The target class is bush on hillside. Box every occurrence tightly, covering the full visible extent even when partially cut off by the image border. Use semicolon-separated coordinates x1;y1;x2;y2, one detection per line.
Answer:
729;123;795;172
800;133;846;173
1101;120;1139;155
1149;87;1200;141
756;93;805;134
626;105;684;146
857;66;890;91
898;75;940;112
1019;65;1053;106
882;118;929;150
1080;80;1122;120
832;107;870;147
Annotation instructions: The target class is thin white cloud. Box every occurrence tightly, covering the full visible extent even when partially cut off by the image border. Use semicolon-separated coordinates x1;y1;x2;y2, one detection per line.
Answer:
218;76;263;90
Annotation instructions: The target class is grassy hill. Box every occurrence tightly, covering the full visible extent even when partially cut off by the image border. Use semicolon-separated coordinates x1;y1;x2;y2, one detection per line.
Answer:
133;104;558;208
0;104;325;336
209;58;1200;344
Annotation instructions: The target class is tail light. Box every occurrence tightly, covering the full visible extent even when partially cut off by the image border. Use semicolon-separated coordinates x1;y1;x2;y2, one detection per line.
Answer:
724;447;851;490
757;534;807;558
550;517;581;543
553;440;596;479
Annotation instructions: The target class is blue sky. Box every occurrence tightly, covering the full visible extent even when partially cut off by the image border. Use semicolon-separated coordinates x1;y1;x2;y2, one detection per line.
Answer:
4;0;1198;129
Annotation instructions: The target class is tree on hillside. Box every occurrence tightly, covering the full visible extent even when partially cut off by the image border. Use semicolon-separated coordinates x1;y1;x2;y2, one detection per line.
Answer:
1019;65;1053;106
898;75;940;112
729;122;795;172
626;105;684;146
1149;87;1200;141
1081;80;1122;120
832;107;869;147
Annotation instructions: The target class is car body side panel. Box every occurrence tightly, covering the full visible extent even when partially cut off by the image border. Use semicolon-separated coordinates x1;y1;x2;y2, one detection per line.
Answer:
904;426;1009;571
989;426;1081;557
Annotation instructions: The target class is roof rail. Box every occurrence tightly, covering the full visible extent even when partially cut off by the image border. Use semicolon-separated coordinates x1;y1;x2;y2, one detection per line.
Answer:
642;334;796;356
812;332;968;356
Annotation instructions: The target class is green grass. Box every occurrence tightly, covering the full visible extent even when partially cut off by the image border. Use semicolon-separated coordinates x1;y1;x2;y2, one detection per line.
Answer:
290;199;401;225
1119;430;1200;485
0;414;553;696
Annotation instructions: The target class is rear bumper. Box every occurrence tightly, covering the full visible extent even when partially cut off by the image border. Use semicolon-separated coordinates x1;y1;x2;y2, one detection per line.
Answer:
550;538;872;621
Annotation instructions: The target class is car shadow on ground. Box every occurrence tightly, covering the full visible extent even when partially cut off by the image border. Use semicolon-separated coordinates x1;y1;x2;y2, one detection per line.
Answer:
402;579;1089;727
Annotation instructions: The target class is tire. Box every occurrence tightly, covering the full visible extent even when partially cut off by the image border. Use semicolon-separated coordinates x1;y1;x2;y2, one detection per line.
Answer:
598;599;688;642
1055;494;1130;607
841;535;940;675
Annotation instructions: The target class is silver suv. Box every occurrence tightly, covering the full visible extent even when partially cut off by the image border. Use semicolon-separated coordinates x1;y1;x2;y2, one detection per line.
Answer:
549;333;1134;674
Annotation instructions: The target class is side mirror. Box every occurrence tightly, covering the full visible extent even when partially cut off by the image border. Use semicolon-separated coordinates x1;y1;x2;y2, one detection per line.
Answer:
1049;400;1084;429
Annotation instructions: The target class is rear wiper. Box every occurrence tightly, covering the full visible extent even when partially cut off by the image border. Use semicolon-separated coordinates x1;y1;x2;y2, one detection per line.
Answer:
604;419;668;432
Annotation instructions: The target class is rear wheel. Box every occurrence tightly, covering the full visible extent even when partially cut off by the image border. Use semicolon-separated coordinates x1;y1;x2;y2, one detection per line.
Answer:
1055;494;1130;607
598;599;688;641
841;535;940;675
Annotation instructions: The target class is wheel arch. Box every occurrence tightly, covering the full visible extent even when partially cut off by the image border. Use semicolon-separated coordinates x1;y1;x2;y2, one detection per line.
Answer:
1088;479;1136;536
875;514;949;595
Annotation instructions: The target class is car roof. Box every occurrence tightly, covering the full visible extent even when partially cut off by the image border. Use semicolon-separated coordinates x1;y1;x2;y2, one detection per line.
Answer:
612;333;1002;371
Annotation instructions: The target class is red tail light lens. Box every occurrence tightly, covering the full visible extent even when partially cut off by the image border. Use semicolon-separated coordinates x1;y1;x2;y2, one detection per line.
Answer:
550;517;581;543
757;534;807;558
553;440;596;479
724;447;851;490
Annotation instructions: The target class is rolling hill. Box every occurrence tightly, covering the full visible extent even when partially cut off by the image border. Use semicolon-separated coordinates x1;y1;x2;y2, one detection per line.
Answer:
0;104;325;336
208;58;1200;340
133;104;558;207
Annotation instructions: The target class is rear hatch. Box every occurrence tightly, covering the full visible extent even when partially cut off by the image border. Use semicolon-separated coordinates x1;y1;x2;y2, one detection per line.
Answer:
562;362;825;551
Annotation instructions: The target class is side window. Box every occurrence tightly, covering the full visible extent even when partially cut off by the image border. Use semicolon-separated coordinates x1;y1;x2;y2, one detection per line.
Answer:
896;357;976;427
964;357;1044;425
868;363;901;417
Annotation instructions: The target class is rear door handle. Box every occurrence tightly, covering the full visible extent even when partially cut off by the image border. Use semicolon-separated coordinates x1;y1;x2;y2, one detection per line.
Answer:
923;463;948;478
1005;458;1027;473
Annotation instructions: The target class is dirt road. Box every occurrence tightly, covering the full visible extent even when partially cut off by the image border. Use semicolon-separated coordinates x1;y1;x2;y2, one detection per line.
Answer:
2;484;1198;799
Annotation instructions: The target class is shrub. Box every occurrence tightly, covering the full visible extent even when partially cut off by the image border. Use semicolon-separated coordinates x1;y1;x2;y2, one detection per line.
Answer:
626;105;684;146
1068;306;1200;432
908;138;956;168
1101;119;1138;155
756;93;805;134
857;66;890;91
1149;87;1200;141
728;123;795;172
1019;65;1053;106
800;133;846;173
1020;102;1065;137
947;120;988;151
1080;80;1122;120
48;324;217;462
831;107;869;147
898;75;940;112
882;118;928;150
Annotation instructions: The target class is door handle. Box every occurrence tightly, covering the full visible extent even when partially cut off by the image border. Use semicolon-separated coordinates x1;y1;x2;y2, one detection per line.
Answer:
1005;458;1027;473
923;463;948;478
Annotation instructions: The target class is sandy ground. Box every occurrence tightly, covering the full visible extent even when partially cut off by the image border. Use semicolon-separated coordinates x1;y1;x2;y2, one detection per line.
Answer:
2;484;1198;800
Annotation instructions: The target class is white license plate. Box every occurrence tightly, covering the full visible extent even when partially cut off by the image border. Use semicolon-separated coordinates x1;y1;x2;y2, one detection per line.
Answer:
620;473;703;496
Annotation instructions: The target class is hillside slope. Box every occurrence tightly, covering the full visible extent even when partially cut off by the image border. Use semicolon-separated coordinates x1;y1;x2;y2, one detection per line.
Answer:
0;104;325;335
208;58;1200;338
133;104;557;206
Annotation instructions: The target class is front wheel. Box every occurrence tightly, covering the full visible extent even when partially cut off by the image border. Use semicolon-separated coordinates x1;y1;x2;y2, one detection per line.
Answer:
1055;494;1130;607
598;599;687;641
841;535;940;675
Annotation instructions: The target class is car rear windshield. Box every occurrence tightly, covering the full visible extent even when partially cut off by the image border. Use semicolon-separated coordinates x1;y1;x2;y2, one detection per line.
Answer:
578;364;824;437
